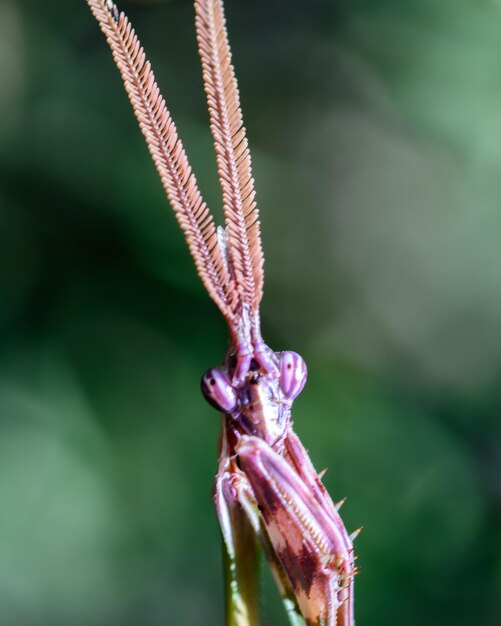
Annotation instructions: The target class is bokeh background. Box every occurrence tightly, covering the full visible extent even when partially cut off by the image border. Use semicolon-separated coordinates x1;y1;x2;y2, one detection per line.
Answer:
1;0;500;624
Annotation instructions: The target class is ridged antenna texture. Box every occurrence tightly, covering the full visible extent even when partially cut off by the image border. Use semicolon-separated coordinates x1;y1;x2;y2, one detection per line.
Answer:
86;0;238;319
195;0;264;315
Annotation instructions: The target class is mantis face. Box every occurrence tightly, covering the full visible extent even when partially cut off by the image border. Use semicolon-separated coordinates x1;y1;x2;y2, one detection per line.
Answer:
202;350;308;448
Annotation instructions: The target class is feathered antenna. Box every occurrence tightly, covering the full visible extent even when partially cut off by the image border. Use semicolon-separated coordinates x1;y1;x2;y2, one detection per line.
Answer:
195;0;264;317
86;0;238;319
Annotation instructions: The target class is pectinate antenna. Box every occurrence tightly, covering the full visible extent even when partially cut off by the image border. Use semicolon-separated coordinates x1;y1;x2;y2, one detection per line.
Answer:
86;0;239;321
195;0;265;321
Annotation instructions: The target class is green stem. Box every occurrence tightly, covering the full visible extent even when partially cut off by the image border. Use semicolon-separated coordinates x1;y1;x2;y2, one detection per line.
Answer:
223;505;260;626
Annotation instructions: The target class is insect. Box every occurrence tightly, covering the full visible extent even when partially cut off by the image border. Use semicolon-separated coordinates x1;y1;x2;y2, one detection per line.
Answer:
86;1;358;624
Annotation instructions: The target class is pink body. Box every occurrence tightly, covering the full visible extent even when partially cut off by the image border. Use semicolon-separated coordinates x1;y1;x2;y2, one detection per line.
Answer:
86;2;358;624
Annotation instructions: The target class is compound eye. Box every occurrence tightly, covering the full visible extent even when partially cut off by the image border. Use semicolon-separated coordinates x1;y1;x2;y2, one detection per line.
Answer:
201;367;238;413
279;351;307;400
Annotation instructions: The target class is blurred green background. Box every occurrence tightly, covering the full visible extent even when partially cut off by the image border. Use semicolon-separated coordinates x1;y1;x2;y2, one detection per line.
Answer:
1;0;500;624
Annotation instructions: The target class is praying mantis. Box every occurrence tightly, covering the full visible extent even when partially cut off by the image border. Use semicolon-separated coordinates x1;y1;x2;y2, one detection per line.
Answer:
85;1;358;624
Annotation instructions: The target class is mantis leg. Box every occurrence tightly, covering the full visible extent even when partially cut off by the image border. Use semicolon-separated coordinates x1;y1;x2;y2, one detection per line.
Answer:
223;459;307;626
215;457;260;626
236;435;356;626
283;430;356;626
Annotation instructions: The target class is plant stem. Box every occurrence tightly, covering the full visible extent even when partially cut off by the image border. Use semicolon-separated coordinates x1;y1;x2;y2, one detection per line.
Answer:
223;506;260;626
